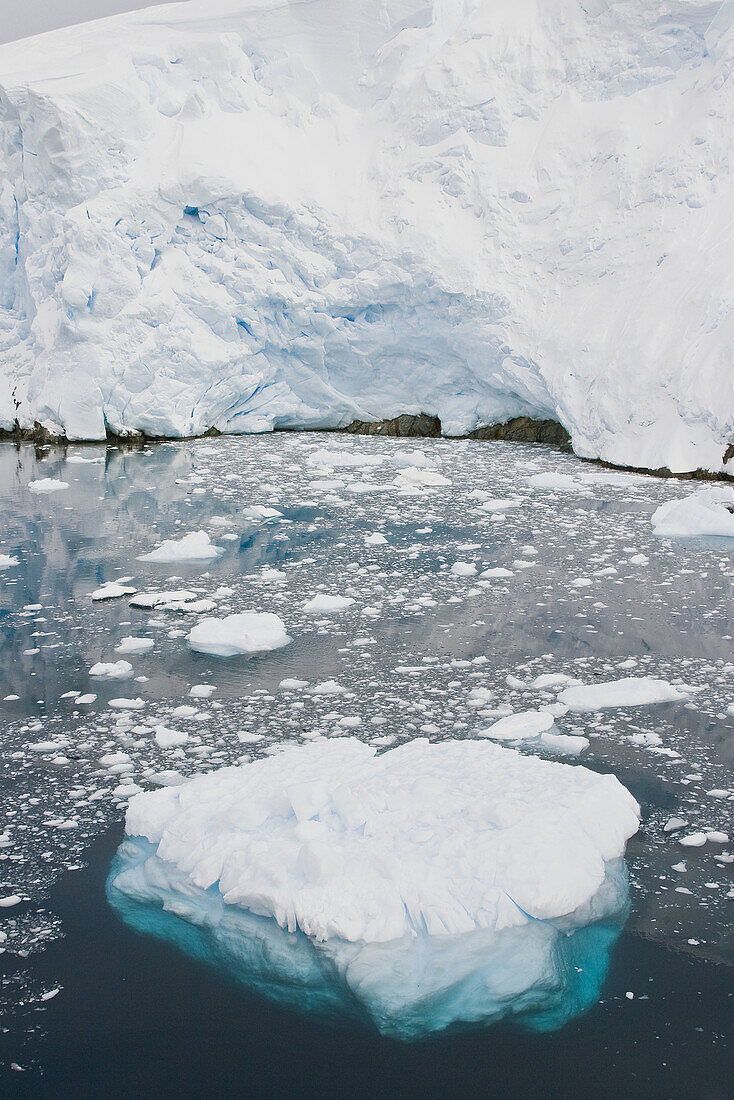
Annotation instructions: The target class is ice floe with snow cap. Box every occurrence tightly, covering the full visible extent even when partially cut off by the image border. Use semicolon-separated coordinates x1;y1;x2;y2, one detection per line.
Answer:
108;738;639;1039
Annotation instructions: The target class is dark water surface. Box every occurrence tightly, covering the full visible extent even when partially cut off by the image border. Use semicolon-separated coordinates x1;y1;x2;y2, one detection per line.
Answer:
1;826;731;1100
0;437;731;1097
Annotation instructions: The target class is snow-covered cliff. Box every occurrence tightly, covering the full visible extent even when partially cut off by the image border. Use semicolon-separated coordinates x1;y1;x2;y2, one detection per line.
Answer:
0;0;732;473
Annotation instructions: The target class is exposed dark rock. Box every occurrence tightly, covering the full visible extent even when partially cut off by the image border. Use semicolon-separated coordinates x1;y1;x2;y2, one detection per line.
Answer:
341;413;442;437
466;416;571;447
1;412;730;482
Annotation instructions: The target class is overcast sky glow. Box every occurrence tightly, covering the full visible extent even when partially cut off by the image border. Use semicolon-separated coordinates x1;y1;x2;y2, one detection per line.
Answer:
0;0;175;45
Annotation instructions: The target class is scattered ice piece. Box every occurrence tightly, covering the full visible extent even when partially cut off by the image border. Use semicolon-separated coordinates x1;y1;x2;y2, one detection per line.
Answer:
91;582;137;601
108;698;146;710
260;568;286;582
189;684;216;698
395;467;450;490
188;613;291;657
481;567;513;579
137;531;223;563
115;637;155;654
528;673;583;691
478;498;521;512
527;472;583;492
467;687;494;708
245;505;284;520
663;817;688;833
155;726;189;748
558;677;690;711
451;562;477;577
130;590;198;609
479;711;556;741
0;895;22;907
0;554;19;569
364;533;387;545
28;478;69;494
76;694;97;704
303;594;355;614
705;831;728;844
678;833;707;847
280;679;309;690
89;660;134;680
310;680;346;695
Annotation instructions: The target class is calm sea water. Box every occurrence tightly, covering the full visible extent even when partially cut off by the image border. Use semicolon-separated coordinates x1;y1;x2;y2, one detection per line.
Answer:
0;436;731;1097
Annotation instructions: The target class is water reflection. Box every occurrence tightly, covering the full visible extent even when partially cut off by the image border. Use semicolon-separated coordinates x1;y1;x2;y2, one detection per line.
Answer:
107;836;630;1040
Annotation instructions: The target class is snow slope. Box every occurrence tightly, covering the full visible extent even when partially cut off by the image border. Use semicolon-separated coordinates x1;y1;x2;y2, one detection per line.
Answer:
1;0;732;473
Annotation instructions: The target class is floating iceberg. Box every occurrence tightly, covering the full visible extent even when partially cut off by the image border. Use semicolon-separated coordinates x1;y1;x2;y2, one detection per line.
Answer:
187;612;291;656
1;0;731;474
558;677;691;712
109;738;638;1038
651;487;734;539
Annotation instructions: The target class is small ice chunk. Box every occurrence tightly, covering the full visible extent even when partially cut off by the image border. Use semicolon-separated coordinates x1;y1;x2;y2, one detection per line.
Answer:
89;660;134;679
303;594;355;613
479;710;556;741
189;684;216;698
28;478;69;494
115;637;154;654
451;562;477;577
137;531;223;563
92;582;137;601
678;833;707;847
310;680;346;695
395;467;450;490
154;725;189;748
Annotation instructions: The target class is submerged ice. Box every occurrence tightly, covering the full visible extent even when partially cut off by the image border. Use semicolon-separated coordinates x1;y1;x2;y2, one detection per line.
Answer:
108;836;632;1039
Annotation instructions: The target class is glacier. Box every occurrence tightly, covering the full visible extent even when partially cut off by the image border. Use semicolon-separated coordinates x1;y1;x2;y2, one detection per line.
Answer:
0;0;733;474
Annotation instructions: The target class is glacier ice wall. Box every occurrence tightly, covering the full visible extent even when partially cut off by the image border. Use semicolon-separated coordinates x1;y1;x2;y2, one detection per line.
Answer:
0;0;732;473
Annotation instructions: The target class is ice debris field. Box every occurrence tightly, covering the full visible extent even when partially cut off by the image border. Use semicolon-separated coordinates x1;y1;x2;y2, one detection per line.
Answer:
0;433;732;1034
0;0;733;476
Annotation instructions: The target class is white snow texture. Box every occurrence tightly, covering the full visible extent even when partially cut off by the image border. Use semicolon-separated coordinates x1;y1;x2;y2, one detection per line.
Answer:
0;0;733;474
124;737;640;944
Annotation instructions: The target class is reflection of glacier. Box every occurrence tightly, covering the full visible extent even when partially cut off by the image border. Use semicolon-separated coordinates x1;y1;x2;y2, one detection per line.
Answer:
107;836;630;1040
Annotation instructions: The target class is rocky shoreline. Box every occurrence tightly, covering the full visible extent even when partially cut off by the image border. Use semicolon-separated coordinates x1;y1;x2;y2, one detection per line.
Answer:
1;415;731;482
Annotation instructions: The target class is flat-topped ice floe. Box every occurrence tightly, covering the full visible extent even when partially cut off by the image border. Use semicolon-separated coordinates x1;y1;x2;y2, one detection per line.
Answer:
187;612;291;657
123;738;639;943
111;737;638;1037
652;487;734;539
558;677;691;711
137;531;223;563
27;478;69;494
302;594;355;614
478;710;588;756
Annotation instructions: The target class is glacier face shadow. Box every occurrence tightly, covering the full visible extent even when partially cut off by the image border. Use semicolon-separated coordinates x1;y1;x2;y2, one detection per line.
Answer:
107;837;631;1041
